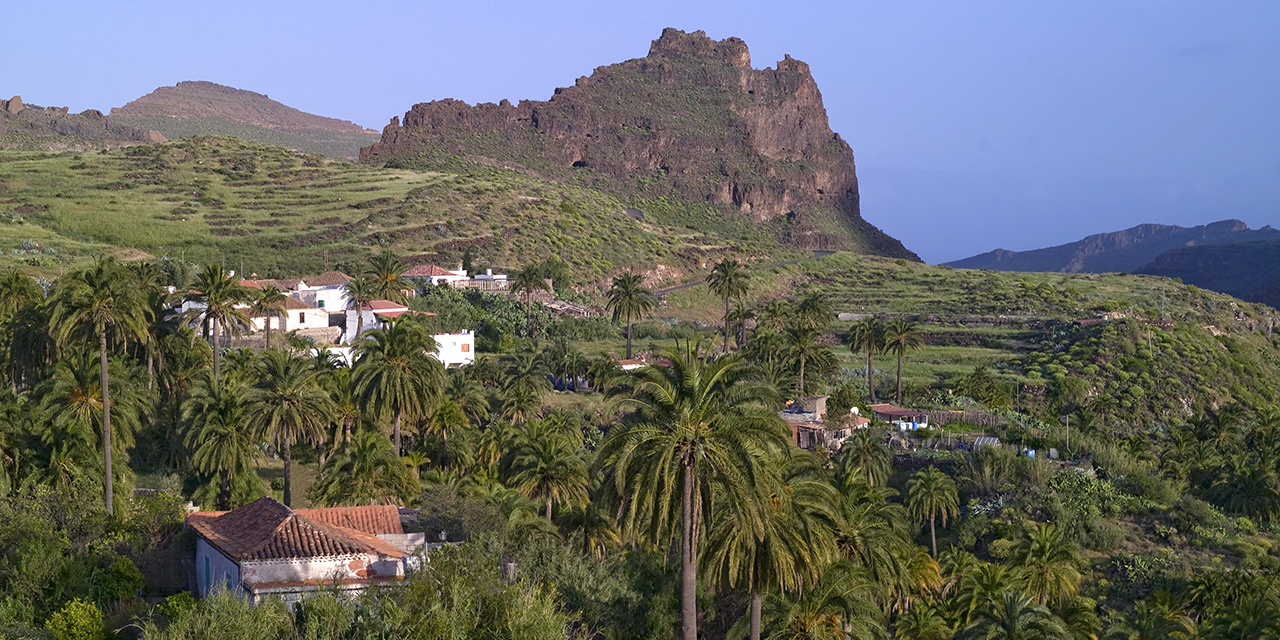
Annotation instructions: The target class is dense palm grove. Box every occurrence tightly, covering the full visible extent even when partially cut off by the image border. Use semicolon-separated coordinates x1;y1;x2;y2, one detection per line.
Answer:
4;254;1280;640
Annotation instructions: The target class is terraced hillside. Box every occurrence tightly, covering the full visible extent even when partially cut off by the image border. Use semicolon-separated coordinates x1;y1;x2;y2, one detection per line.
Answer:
655;252;1280;421
0;137;798;282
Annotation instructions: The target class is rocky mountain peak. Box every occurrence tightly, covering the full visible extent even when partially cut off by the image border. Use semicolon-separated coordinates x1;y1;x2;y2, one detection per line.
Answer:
647;28;752;69
361;29;916;259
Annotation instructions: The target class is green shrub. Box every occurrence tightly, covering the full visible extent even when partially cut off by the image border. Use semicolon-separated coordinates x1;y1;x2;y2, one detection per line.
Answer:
43;599;102;640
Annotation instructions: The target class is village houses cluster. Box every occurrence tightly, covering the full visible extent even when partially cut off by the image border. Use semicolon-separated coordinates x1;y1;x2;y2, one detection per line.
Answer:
176;263;503;368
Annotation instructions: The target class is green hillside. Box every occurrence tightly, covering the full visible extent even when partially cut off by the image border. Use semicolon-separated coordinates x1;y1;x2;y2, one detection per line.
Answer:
108;114;379;160
0;137;798;282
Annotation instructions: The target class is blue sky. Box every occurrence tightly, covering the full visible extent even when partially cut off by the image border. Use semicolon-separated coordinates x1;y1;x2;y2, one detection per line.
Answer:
7;1;1278;262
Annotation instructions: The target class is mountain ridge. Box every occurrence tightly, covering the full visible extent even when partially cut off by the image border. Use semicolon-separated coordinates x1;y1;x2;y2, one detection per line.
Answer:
945;219;1279;273
361;28;917;260
109;81;380;159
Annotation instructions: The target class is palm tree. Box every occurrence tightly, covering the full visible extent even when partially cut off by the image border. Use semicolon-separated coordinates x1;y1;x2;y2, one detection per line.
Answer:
342;275;377;343
606;271;655;360
906;467;960;557
511;265;550;338
182;264;252;383
310;430;416;506
796;292;833;330
353;318;443;455
757;562;885;640
48;256;148;513
0;268;41;393
956;563;1024;626
896;602;953;640
250;286;288;349
729;303;755;350
884;319;923;404
500;385;542;425
423;398;467;469
834;431;892;488
242;349;334;507
1016;522;1083;606
183;375;257;510
598;338;786;640
706;259;749;353
848;317;886;403
783;326;832;400
445;372;489;425
702;450;839;640
507;428;588;520
367;249;412;303
960;591;1070;640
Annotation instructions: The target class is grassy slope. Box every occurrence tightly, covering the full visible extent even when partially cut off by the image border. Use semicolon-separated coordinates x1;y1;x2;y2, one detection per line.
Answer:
649;251;1280;418
0;137;796;284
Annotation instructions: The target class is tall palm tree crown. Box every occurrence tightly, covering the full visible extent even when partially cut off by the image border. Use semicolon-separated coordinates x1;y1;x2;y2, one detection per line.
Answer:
48;256;149;513
183;374;257;510
342;275;377;343
353;318;443;455
906;466;960;557
250;285;288;349
706;259;749;353
511;265;550;338
848;317;886;404
367;250;412;304
242;349;334;507
598;338;787;640
182;264;252;383
605;271;655;360
508;424;589;520
884;319;924;404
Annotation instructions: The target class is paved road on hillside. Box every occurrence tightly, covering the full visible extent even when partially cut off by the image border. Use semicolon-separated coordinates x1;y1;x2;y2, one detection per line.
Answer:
653;250;835;296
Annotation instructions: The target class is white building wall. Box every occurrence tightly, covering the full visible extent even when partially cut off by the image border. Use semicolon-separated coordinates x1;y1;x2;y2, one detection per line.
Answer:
295;287;348;312
195;538;242;599
433;331;475;367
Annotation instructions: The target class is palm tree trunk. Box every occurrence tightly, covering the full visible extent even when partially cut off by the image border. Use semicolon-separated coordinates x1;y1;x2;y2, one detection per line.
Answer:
282;438;292;507
866;347;876;403
723;297;731;354
211;316;221;383
440;429;449;470
625;310;633;359
265;315;272;349
545;493;553;521
896;351;904;404
147;351;154;391
393;408;402;456
99;331;114;515
681;462;698;640
525;295;534;338
749;587;762;640
798;355;806;399
930;514;937;557
354;310;363;344
220;468;232;512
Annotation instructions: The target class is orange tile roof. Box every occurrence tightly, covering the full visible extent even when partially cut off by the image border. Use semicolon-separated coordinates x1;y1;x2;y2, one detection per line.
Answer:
403;264;461;277
187;497;407;561
283;297;320;311
307;271;354;287
295;505;403;535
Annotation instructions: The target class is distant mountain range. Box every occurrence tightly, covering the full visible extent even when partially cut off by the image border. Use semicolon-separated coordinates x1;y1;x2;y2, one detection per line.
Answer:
110;81;379;159
946;219;1280;307
0;95;165;150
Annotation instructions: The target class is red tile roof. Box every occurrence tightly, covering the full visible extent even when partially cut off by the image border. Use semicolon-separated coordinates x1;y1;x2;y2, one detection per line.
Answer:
307;271;354;287
187;497;407;561
283;297;320;311
363;299;407;311
403;264;462;278
868;403;926;418
295;505;403;534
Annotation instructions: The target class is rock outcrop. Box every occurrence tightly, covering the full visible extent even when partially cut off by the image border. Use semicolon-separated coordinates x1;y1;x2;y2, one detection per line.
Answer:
361;28;916;259
0;97;164;149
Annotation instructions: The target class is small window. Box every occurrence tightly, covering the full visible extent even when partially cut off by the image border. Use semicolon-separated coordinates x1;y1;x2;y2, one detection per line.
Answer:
460;344;470;353
317;300;325;308
299;312;305;323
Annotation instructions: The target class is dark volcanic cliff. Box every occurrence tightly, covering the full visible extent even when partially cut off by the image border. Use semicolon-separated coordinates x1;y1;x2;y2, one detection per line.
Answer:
946;220;1280;273
361;28;916;259
0;95;165;150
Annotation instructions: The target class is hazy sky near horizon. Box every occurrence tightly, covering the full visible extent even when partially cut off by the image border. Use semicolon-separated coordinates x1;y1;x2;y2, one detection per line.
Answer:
7;1;1278;263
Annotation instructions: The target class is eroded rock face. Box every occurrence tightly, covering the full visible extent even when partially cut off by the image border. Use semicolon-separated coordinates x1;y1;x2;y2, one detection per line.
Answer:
361;28;916;259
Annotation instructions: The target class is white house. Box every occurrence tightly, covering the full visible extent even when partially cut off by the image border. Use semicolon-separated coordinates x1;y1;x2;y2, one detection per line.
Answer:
341;300;424;344
293;271;353;313
403;264;469;287
868;403;930;431
187;498;426;606
433;331;475;367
